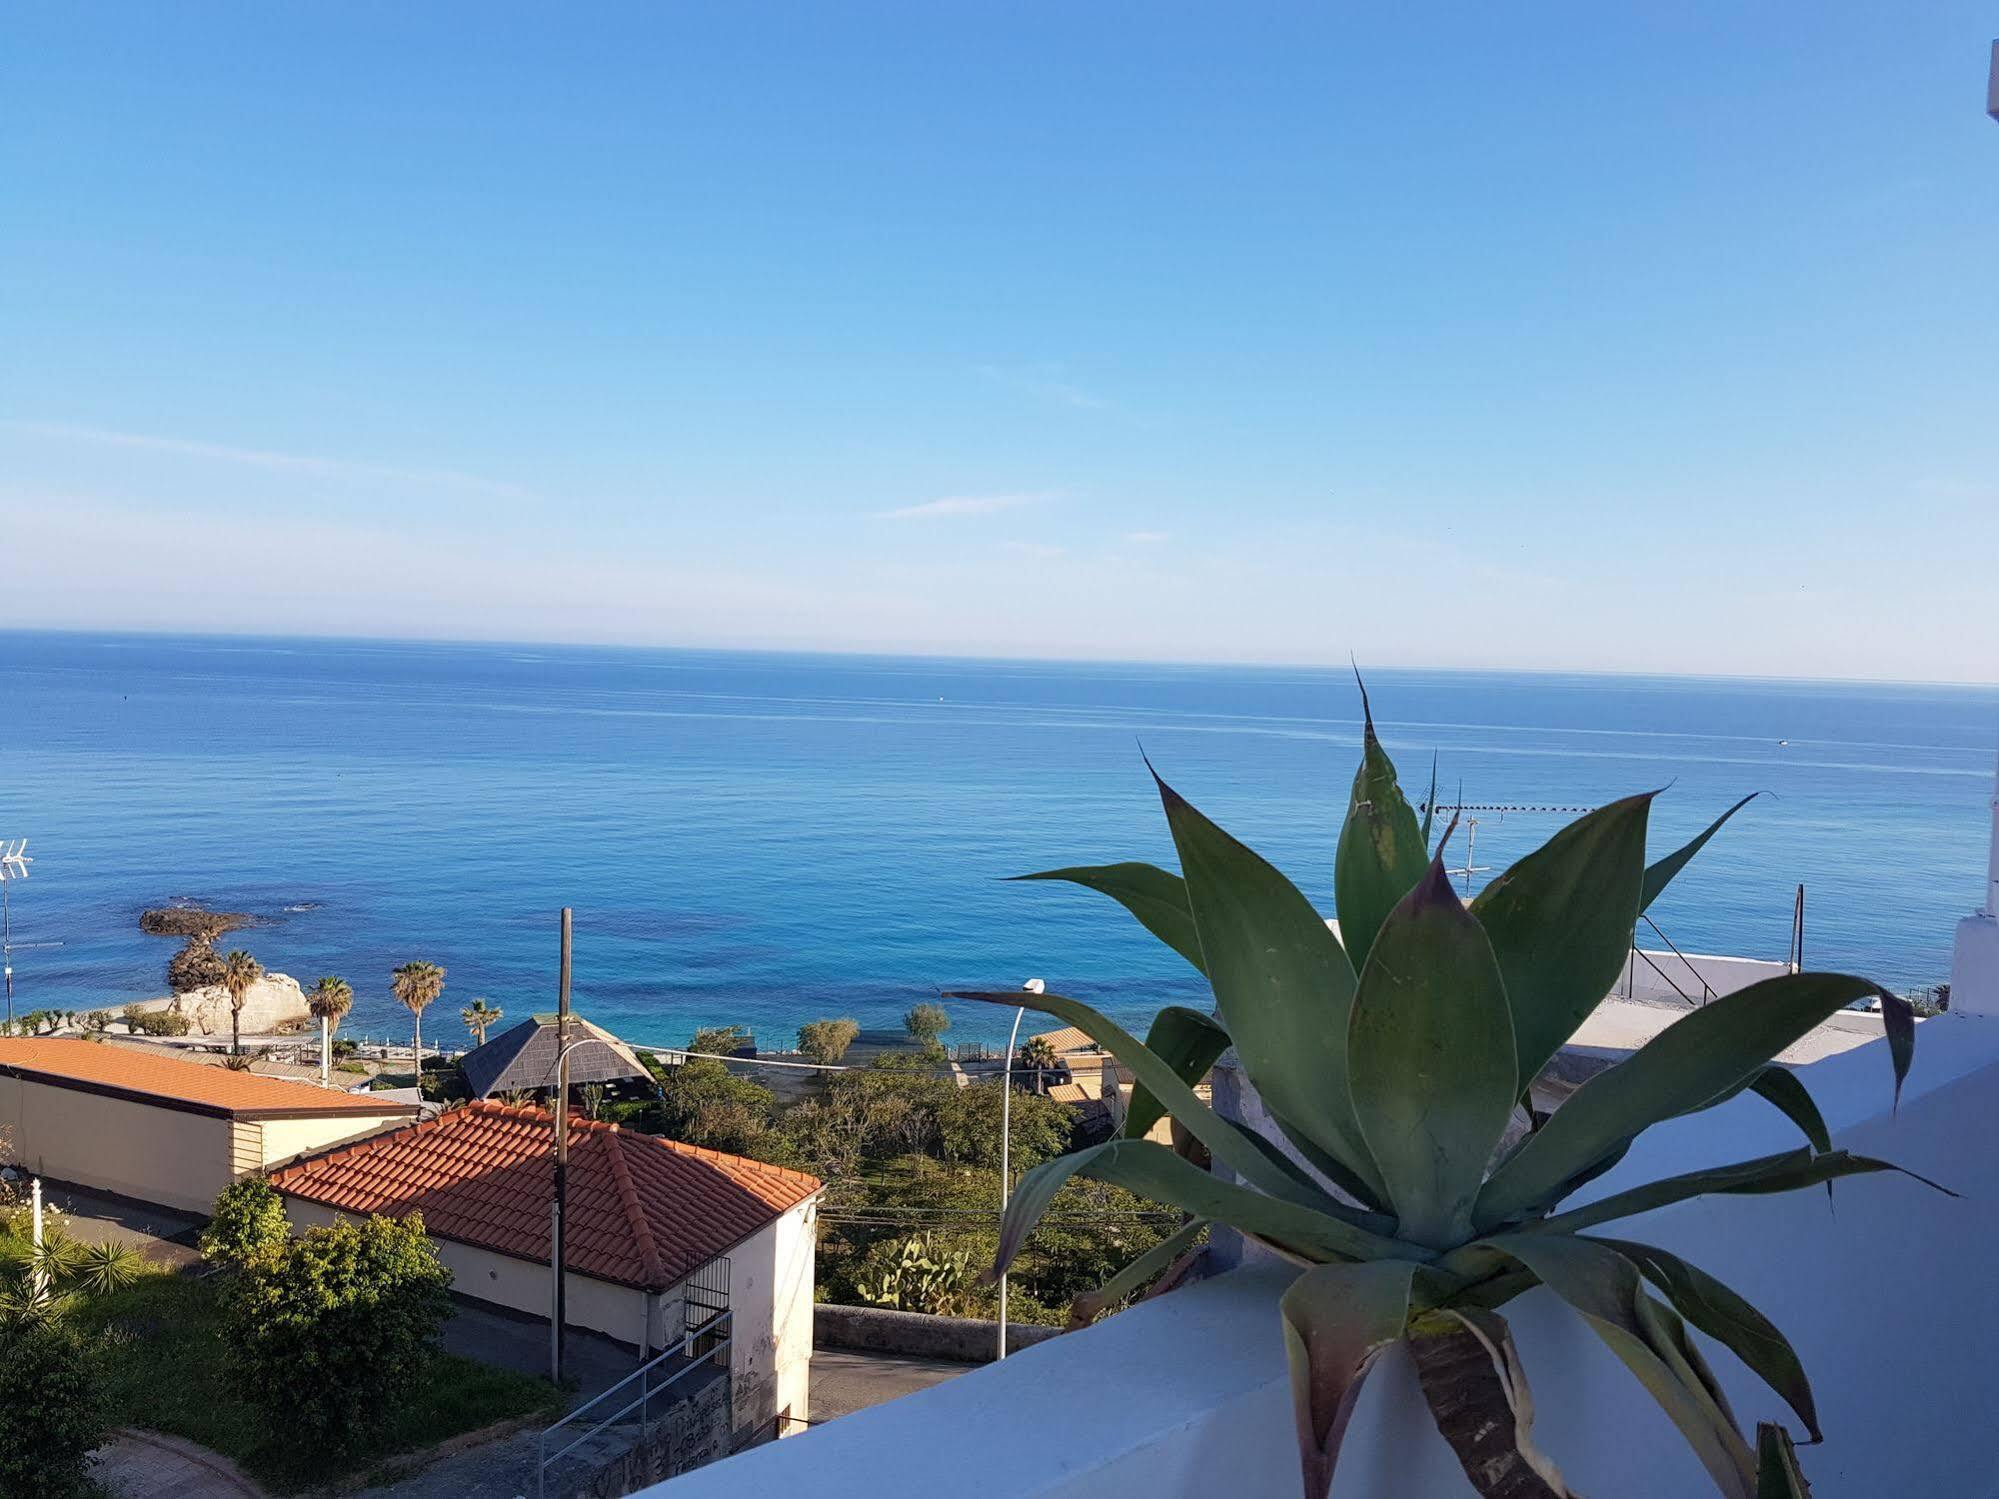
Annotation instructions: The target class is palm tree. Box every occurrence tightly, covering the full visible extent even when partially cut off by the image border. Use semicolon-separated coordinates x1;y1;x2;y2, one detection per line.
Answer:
390;960;446;1083
1015;1034;1061;1094
220;949;262;1056
307;976;354;1088
461;997;503;1047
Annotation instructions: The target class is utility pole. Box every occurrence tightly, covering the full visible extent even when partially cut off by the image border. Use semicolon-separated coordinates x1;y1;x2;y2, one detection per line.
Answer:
998;979;1042;1361
549;907;572;1385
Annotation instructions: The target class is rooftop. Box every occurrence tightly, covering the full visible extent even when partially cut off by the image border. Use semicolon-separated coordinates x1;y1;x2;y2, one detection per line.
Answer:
1028;1025;1102;1056
268;1100;822;1289
0;1037;419;1121
459;1013;654;1099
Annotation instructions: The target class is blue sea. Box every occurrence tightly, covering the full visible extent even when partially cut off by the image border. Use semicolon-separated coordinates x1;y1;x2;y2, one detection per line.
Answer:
2;632;1994;1050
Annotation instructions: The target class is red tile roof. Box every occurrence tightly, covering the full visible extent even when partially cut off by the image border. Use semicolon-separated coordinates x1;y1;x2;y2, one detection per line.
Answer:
0;1038;420;1120
267;1101;821;1290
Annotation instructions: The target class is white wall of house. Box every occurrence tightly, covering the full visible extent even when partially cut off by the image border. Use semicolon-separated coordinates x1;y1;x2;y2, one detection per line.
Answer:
1;1078;235;1212
712;1195;819;1436
643;1014;1999;1499
257;1112;405;1168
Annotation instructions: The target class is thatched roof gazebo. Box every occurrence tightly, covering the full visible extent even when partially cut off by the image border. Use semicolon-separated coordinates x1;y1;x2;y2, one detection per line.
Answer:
459;1013;654;1100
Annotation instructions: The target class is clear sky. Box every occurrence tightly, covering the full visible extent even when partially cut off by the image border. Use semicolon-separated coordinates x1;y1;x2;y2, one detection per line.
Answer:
4;4;1996;680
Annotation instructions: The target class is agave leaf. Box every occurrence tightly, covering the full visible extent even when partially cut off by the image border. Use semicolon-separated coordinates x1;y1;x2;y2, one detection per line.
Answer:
1470;794;1652;1096
1483;1234;1756;1499
1534;1147;1952;1236
1596;1236;1820;1442
946;989;1335;1211
1281;1260;1419;1499
1641;794;1759;914
1639;1294;1754;1481
1067;1217;1209;1329
1756;1423;1813;1497
1122;1005;1231;1141
1333;679;1430;968
1877;988;1915;1111
1349;858;1517;1246
1154;768;1387;1202
1746;1067;1831;1155
1012;863;1206;975
1418;752;1439;846
1408;1308;1571;1497
1476;973;1884;1229
992;1139;1420;1276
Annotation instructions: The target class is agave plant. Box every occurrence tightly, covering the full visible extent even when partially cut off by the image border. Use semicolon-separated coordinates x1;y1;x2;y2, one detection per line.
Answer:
949;690;1941;1499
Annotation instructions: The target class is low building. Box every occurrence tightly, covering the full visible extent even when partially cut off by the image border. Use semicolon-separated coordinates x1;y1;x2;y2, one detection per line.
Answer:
459;1012;654;1100
268;1100;823;1440
0;1037;416;1213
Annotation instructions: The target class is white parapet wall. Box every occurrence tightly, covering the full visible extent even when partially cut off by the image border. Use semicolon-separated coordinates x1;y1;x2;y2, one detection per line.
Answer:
645;1010;1999;1499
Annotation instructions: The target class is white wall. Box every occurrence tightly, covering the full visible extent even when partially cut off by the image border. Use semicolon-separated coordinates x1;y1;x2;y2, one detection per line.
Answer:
725;1196;820;1435
257;1111;406;1168
645;1014;1999;1499
0;1077;234;1212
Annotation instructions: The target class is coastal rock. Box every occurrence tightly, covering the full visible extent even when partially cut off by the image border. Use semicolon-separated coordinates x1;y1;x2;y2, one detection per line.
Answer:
129;972;311;1037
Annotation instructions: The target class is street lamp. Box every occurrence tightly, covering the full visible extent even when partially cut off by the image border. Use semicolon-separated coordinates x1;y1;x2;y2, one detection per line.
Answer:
997;978;1043;1361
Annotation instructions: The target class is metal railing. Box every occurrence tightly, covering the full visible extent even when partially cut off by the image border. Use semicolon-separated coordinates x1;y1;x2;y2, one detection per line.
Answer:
534;1307;732;1499
1634;914;1718;1007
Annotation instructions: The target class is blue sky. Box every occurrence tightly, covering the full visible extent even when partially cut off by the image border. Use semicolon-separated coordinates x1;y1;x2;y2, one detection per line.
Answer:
3;4;1996;680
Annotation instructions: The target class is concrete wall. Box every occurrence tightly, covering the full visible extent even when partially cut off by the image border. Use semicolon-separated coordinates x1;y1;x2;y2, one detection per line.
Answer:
813;1304;1064;1362
725;1197;819;1438
1617;948;1791;1005
257;1112;405;1168
642;1011;1999;1499
0;1076;236;1212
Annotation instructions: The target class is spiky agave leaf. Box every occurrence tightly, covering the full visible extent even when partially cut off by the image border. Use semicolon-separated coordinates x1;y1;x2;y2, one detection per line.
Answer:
1407;1308;1570;1498
1642;793;1760;914
1119;1005;1231;1143
1010;863;1207;975
1333;676;1429;968
1756;1423;1814;1497
1067;1217;1209;1329
1280;1260;1419;1499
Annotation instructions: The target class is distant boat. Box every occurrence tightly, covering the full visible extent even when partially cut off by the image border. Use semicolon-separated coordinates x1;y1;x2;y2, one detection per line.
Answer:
1778;739;1790;747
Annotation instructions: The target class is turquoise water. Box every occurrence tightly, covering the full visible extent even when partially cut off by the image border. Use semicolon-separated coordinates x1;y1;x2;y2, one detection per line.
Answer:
2;631;1993;1048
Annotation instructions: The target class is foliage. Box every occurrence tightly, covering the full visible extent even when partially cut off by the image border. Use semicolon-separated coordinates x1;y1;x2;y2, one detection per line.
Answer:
201;1178;291;1269
903;1002;951;1045
0;1306;109;1498
688;1024;752;1056
220;948;263;1053
223;1211;455;1450
167;936;228;993
1015;1034;1061;1089
307;976;355;1030
642;1057;784;1158
221;1050;257;1071
798;1015;861;1065
960;685;1933;1499
855;1234;976;1315
85;1010;111;1032
69;1265;558;1494
123;1005;191;1037
461;996;503;1045
782;1068;1070;1179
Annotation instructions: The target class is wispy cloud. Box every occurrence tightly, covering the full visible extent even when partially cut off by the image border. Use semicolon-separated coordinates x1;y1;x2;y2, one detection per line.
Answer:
973;363;1110;412
1124;530;1171;545
2;420;532;500
1002;540;1068;562
875;490;1055;521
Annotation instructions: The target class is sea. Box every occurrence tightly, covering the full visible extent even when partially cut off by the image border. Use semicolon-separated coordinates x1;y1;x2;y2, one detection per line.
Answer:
2;631;1994;1051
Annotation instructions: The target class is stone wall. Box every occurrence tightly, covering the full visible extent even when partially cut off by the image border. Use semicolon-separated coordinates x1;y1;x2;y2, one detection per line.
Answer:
812;1303;1064;1362
570;1372;732;1499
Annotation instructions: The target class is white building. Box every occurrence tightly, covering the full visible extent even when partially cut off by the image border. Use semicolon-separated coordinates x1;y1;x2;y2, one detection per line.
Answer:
269;1099;822;1443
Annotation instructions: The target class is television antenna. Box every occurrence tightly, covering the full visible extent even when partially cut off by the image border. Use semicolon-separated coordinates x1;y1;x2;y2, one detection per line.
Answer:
1418;802;1599;898
1;840;64;1027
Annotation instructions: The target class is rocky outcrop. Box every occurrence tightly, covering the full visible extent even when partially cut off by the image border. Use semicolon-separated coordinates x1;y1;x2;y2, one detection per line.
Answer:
129;972;312;1037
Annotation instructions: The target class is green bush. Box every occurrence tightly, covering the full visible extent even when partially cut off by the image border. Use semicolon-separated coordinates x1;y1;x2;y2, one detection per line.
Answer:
123;1006;191;1037
902;1002;950;1046
797;1016;860;1065
224;1213;454;1449
0;1312;110;1498
200;1179;290;1269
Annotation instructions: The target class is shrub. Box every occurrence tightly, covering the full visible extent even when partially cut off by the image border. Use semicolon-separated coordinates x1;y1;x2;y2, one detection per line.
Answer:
797;1016;860;1066
167;937;227;994
902;1003;950;1046
122;1006;191;1038
200;1179;290;1269
223;1213;453;1449
84;1011;111;1032
0;1312;109;1498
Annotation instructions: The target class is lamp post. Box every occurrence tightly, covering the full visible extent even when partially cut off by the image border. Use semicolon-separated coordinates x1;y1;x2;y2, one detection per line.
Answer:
997;978;1042;1361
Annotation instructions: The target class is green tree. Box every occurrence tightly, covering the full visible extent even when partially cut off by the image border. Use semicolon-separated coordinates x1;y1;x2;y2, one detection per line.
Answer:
307;976;354;1089
224;1212;453;1450
797;1016;860;1066
902;1003;950;1048
200;1178;291;1269
461;997;503;1046
0;1311;108;1498
687;1024;750;1057
648;1059;780;1158
220;948;262;1056
389;960;447;1080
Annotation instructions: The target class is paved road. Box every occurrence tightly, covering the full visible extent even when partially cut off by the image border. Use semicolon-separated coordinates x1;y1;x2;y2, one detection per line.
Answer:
808;1348;969;1423
94;1429;267;1499
32;1179;206;1272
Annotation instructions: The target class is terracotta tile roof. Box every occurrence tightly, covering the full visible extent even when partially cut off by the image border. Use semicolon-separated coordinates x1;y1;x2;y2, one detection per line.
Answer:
268;1101;822;1290
0;1038;419;1120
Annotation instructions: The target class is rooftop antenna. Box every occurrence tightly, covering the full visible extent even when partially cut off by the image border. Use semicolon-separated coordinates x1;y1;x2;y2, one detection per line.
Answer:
0;840;62;1028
